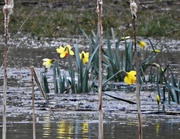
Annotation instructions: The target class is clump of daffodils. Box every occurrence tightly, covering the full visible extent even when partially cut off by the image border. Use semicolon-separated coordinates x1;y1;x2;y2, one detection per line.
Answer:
42;58;53;69
124;70;136;85
56;44;74;58
79;51;89;64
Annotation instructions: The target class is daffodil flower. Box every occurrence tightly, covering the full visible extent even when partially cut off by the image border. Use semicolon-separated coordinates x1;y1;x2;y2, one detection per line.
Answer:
56;45;74;58
137;40;146;49
124;70;136;85
79;51;89;64
42;58;53;68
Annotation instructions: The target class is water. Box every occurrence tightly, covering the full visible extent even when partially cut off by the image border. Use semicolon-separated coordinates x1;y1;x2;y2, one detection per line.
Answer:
0;112;179;139
0;37;180;139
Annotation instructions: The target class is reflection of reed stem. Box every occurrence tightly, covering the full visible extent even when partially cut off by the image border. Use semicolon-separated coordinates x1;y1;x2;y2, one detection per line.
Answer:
98;110;104;139
31;67;36;139
97;0;103;110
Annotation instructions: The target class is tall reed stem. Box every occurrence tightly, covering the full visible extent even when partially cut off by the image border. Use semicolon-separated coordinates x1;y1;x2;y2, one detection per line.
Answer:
31;67;36;139
130;0;143;139
97;0;103;110
97;1;104;138
2;1;13;139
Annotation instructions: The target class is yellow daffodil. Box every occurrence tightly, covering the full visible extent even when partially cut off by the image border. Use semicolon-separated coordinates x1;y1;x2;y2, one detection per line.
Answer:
79;51;89;64
154;49;161;53
124;70;136;85
56;45;74;58
42;58;53;68
137;40;146;49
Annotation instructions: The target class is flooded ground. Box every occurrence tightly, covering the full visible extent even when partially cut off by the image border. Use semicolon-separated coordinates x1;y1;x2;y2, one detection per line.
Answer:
0;37;180;138
0;67;180;138
0;112;180;139
0;0;179;138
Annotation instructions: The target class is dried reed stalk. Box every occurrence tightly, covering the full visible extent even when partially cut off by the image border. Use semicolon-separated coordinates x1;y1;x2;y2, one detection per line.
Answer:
130;0;143;139
97;1;104;138
31;67;36;139
31;67;47;100
97;0;103;111
2;1;14;139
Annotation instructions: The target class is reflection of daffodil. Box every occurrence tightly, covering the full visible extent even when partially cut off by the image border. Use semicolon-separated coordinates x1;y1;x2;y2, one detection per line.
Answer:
156;122;160;136
82;122;88;134
56;45;74;58
43;115;51;137
154;49;161;53
79;51;89;64
124;70;136;85
43;58;53;68
137;40;146;48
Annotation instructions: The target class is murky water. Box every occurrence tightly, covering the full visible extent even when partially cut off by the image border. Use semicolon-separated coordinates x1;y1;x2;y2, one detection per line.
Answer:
0;38;180;139
0;112;179;139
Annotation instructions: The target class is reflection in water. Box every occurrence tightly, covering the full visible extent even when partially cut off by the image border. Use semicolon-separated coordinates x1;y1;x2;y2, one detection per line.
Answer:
98;110;104;139
43;114;51;138
1;115;179;139
56;120;89;139
82;122;89;139
156;122;160;137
